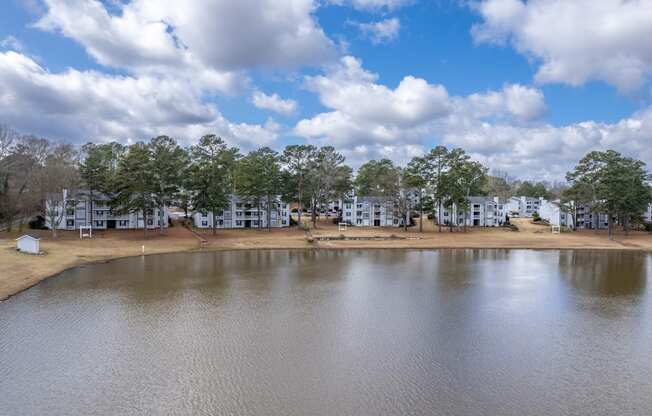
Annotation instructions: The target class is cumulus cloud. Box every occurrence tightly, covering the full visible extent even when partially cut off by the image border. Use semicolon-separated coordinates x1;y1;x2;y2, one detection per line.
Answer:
462;84;546;121
0;51;277;149
354;18;401;44
252;91;298;116
295;55;652;178
471;0;652;93
36;0;335;72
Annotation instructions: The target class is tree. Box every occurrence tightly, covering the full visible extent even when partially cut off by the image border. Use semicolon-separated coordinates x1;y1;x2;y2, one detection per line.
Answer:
483;172;513;200
236;148;282;231
1;135;49;231
567;150;652;239
405;157;429;232
515;181;549;199
355;159;414;231
446;154;487;233
80;142;125;229
188;135;239;235
111;143;156;238
281;145;316;226
149;136;188;232
38;144;79;238
423;146;451;232
304;146;351;228
354;159;398;197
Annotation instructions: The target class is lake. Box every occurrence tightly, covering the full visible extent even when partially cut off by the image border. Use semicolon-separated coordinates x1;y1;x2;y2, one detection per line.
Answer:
1;249;651;415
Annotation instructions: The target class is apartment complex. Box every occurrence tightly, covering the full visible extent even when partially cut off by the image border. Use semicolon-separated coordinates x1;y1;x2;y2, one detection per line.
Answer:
46;189;169;230
506;196;543;218
435;196;507;227
193;195;290;229
340;196;410;227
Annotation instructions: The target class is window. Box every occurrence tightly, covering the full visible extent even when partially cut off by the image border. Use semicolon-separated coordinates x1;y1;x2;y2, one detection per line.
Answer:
66;208;75;216
236;203;243;208
346;212;351;217
119;220;129;227
95;220;104;227
356;210;362;217
218;220;223;226
357;204;363;209
147;219;153;225
236;211;243;217
146;209;154;216
202;212;208;218
356;219;362;225
66;219;75;227
444;212;449;217
236;220;242;226
345;203;352;209
202;221;208;227
96;210;104;217
282;220;287;225
217;211;224;217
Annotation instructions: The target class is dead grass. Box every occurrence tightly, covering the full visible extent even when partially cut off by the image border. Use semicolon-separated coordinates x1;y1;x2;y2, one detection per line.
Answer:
1;218;651;301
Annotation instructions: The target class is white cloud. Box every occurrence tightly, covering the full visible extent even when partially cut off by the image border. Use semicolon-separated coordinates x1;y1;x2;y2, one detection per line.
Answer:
355;18;401;44
252;91;298;116
304;56;450;129
471;0;652;93
36;0;335;73
463;84;546;121
328;0;412;10
0;36;24;52
0;51;277;149
295;55;652;178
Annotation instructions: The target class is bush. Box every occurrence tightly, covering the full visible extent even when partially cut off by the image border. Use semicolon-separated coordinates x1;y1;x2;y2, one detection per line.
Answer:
532;211;541;222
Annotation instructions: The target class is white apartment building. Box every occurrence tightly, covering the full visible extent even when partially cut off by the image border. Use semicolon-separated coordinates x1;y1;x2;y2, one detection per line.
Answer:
46;189;169;230
193;195;290;229
507;196;543;218
645;204;652;223
435;196;507;227
538;200;574;228
340;196;410;227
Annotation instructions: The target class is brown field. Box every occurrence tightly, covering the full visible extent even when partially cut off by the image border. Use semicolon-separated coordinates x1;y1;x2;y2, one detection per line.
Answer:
2;217;652;301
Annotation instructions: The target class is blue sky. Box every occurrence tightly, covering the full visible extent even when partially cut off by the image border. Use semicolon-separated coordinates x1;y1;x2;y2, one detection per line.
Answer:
1;0;652;179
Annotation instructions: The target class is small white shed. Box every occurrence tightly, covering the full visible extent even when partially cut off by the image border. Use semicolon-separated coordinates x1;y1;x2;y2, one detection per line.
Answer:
16;234;41;254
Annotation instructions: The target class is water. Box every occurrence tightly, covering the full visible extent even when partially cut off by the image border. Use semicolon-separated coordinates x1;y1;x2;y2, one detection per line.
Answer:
1;249;651;415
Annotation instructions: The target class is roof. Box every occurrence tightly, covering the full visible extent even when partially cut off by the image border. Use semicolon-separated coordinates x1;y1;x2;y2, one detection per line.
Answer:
16;234;41;241
468;196;495;204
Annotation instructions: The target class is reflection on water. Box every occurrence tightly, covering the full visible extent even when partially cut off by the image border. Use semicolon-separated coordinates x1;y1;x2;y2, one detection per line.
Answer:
1;249;651;416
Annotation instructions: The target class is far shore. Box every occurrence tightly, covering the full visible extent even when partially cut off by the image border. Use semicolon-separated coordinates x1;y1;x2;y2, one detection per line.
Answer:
2;218;652;301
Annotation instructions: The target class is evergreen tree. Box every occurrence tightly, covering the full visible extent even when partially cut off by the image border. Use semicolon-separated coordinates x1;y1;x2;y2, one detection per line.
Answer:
111;143;156;238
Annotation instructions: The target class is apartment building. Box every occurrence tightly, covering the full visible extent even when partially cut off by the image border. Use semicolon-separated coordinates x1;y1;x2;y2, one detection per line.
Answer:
435;196;507;227
340;196;409;227
46;189;169;230
193;195;290;229
506;196;543;218
538;200;574;228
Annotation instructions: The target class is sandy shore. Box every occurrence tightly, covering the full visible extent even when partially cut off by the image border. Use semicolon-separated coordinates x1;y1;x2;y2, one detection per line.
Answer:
2;218;652;301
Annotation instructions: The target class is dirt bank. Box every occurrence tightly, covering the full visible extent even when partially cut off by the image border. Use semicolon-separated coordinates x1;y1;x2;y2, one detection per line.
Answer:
2;218;651;301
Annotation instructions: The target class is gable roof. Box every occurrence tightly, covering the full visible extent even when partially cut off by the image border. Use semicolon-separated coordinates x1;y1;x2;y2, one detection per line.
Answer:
16;234;41;241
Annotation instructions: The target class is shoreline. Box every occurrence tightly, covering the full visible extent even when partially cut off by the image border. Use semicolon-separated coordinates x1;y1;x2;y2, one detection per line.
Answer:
2;219;652;302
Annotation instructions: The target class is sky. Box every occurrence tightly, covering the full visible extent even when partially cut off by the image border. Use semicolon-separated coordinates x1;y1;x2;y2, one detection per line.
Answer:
2;0;652;180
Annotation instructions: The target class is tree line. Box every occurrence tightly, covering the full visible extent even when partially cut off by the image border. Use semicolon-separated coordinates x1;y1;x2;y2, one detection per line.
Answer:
1;124;651;238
